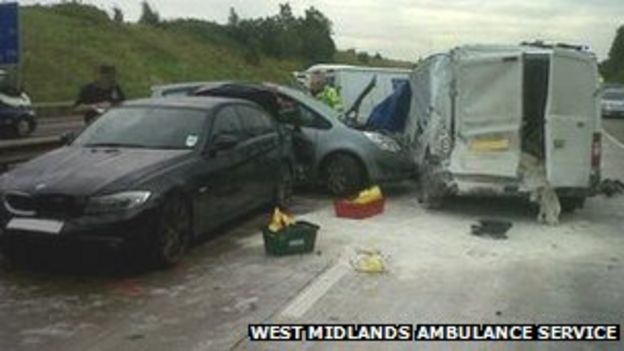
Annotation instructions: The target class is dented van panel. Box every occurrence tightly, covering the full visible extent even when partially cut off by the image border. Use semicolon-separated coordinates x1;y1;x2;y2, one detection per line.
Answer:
408;44;601;213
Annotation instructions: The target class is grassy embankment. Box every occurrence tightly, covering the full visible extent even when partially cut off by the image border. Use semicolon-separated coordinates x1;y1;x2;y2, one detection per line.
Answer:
20;4;412;102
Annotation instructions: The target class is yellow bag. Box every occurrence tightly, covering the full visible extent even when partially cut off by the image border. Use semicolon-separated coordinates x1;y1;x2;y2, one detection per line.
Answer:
350;185;383;205
268;207;295;233
352;249;385;273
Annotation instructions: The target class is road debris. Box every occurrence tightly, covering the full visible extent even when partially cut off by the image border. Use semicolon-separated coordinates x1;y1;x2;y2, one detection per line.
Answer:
596;178;624;197
262;209;319;256
267;207;295;233
471;219;512;240
125;334;145;341
520;153;561;225
335;185;385;219
350;249;386;273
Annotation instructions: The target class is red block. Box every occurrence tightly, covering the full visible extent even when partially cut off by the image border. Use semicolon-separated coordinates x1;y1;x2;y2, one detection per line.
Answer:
334;198;385;219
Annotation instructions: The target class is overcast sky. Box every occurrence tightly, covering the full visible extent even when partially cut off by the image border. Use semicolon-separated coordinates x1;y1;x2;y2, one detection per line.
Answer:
21;0;624;61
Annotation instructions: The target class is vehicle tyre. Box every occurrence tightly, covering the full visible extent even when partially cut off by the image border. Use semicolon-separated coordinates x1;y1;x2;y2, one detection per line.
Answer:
14;118;33;138
559;196;586;213
324;154;366;196
149;193;192;268
417;158;446;209
275;163;294;208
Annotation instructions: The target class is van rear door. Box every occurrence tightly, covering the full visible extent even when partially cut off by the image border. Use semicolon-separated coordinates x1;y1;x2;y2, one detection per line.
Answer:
450;50;523;178
544;49;598;187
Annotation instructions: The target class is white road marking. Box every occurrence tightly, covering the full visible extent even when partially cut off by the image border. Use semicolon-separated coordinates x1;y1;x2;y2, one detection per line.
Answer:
280;251;351;319
603;129;624;150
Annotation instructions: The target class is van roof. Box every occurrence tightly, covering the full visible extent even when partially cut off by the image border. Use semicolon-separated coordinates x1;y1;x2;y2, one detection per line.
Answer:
454;44;595;57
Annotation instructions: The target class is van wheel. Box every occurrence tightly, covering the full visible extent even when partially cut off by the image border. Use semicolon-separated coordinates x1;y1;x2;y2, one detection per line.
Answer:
418;160;446;209
560;196;585;213
275;163;294;208
324;154;366;196
149;194;192;268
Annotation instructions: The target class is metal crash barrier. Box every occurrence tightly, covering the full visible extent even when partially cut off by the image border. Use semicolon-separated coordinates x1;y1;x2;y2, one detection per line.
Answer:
0;136;65;173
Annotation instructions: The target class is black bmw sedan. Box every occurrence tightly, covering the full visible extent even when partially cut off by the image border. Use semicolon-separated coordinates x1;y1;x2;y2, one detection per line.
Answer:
0;97;294;267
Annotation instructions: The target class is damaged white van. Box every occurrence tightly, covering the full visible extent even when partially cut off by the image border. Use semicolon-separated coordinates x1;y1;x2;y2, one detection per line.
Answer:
405;44;601;219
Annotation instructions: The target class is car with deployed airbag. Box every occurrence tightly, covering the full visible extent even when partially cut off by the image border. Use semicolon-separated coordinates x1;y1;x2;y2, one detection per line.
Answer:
0;97;293;267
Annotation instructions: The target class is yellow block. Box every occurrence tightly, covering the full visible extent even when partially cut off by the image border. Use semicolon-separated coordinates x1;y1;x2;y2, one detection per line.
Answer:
350;185;383;205
470;137;510;152
268;208;295;233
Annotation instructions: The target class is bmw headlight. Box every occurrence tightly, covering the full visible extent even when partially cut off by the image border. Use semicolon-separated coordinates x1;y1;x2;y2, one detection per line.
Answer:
363;132;402;153
85;191;151;215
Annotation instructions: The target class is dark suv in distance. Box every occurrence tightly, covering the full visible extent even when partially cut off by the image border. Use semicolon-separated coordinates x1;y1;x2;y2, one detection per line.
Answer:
0;93;36;138
0;97;294;267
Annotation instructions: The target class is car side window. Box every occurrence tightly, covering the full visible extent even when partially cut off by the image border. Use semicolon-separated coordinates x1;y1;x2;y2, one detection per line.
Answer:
235;105;275;138
297;105;316;126
276;94;330;130
211;106;242;140
298;105;331;129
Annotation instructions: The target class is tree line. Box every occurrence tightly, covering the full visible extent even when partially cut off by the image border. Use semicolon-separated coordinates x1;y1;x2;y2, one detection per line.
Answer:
226;4;336;64
601;25;624;84
137;1;337;65
137;1;623;80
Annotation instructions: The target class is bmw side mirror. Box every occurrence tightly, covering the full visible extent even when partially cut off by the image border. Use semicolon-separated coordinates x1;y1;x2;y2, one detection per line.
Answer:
206;133;239;157
61;131;76;145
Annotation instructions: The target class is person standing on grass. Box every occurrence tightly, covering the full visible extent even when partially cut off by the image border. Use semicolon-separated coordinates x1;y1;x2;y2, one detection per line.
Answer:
74;65;126;124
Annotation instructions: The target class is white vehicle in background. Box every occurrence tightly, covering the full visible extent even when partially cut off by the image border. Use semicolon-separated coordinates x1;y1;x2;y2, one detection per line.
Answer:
406;44;602;216
295;64;411;123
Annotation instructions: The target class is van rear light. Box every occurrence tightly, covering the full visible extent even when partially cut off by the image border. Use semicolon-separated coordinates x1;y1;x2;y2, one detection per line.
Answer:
591;132;602;170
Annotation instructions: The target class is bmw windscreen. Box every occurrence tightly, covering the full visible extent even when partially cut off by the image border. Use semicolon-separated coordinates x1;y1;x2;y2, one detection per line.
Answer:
74;106;208;150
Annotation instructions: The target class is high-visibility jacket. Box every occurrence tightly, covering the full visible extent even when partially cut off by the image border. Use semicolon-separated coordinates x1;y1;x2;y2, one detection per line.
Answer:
316;85;344;112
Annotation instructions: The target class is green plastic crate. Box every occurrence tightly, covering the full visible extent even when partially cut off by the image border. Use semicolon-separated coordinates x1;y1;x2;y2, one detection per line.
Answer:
262;221;319;256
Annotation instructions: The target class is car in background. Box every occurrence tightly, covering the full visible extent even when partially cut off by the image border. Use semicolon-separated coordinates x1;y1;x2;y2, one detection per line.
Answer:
194;82;416;196
601;88;624;118
0;90;36;138
0;97;293;267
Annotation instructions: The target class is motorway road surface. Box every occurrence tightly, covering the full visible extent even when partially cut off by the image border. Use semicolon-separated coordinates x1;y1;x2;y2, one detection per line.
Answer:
603;118;624;144
0;121;623;351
